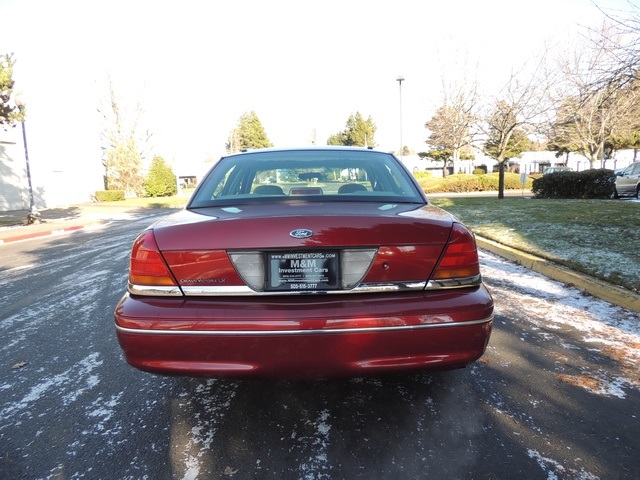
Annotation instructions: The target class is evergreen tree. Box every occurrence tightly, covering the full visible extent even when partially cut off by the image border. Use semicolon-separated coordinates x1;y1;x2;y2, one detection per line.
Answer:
327;112;376;147
144;155;177;197
226;111;273;152
0;53;23;129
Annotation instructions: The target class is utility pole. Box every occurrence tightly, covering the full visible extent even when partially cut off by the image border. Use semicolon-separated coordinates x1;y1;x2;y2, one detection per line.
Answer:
397;76;404;160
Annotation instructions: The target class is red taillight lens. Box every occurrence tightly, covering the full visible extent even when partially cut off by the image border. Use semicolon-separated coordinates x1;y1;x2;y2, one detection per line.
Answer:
129;230;177;286
432;223;480;280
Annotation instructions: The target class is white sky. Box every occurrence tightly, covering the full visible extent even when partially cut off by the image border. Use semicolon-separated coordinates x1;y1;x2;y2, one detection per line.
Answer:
0;0;637;176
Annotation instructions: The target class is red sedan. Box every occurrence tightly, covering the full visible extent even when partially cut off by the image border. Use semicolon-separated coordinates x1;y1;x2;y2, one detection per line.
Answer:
114;147;493;379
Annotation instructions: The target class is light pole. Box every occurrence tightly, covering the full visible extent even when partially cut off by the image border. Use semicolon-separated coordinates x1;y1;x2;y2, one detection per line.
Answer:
14;94;41;224
396;76;404;160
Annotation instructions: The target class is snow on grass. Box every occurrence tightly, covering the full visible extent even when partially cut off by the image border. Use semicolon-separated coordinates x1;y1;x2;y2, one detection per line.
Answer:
433;197;640;292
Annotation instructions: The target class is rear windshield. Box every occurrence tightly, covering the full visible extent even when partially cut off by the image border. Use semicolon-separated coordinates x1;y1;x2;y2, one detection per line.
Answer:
188;149;425;208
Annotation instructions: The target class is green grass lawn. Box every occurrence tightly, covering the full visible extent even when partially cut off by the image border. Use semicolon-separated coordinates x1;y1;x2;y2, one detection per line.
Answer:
430;197;640;292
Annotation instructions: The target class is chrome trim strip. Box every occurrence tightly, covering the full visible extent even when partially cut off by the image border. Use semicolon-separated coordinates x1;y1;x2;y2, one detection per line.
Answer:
180;282;427;296
182;285;255;296
128;283;183;296
352;281;427;293
115;315;493;336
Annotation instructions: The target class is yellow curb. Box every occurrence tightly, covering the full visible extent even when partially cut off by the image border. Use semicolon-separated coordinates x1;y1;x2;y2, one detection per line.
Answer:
476;236;640;314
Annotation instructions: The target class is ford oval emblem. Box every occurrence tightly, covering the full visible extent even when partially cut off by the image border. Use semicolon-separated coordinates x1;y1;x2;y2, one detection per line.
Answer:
290;229;313;239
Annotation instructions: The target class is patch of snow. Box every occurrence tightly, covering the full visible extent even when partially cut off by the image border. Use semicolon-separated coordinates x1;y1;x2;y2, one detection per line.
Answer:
480;250;640;398
527;449;600;480
86;392;124;431
298;409;332;480
170;379;238;480
1;352;103;418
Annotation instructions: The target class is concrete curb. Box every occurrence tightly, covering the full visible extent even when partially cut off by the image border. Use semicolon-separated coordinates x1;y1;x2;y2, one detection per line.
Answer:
476;236;640;314
0;224;92;244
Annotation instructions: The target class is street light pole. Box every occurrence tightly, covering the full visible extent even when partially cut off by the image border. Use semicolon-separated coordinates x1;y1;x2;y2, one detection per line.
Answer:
14;94;41;224
396;76;404;160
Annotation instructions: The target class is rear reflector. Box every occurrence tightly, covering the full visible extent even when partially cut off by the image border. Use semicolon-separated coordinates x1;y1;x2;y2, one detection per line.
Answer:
129;230;178;287
229;252;266;291
341;249;377;288
431;223;480;280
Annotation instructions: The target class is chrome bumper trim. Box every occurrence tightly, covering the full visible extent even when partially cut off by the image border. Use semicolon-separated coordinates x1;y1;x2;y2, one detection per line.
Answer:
128;283;183;296
115;315;493;336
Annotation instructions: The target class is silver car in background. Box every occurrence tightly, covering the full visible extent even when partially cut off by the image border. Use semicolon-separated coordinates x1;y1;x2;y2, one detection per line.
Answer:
614;162;640;198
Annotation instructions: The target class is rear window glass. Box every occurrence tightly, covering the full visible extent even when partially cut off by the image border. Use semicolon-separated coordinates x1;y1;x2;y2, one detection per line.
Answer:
188;149;424;208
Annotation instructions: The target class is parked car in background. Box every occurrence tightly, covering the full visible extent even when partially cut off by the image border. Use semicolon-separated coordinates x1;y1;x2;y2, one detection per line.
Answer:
613;161;640;198
543;166;573;175
114;147;494;379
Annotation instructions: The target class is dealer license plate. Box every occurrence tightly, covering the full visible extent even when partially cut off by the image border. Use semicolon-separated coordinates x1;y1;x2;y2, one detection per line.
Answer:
268;251;339;291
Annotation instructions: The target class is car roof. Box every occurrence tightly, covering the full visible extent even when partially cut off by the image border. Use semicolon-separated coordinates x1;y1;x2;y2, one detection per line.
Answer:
225;146;387;158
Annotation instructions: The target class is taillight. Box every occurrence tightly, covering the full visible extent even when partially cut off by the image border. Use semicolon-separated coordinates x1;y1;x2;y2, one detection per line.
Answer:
129;230;177;286
431;223;480;280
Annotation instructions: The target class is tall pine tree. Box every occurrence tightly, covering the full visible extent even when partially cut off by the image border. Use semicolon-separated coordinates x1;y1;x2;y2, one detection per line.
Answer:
327;112;376;147
226;111;273;152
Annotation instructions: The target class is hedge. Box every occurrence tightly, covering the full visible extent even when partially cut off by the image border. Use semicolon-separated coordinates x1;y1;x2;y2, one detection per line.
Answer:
532;169;615;199
417;172;532;193
95;190;125;202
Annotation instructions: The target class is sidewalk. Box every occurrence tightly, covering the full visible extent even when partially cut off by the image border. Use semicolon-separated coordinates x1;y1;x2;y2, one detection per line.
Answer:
0;203;144;244
2;202;639;313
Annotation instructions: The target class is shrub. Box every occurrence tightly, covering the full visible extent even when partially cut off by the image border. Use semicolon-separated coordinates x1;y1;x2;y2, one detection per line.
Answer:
411;171;432;181
532;169;615;199
580;169;616;198
417;172;533;193
95;190;125;202
473;168;486;175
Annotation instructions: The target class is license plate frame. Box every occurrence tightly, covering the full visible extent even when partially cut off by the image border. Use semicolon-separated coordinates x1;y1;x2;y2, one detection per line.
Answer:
267;251;340;291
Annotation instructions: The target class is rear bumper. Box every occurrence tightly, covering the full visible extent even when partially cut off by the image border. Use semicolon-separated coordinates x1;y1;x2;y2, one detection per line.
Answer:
114;287;493;379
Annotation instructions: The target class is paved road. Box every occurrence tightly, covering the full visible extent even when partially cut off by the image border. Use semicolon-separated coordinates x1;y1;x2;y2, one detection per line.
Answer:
1;211;638;479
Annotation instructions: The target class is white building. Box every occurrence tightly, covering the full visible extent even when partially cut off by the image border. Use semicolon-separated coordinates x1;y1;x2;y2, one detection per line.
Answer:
0;123;215;211
512;150;636;173
1;119;104;212
401;149;638;178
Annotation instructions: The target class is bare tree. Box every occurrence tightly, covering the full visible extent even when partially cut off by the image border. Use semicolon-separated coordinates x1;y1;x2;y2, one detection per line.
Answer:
589;2;640;91
548;22;640;167
480;55;555;198
425;73;479;175
99;79;150;195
